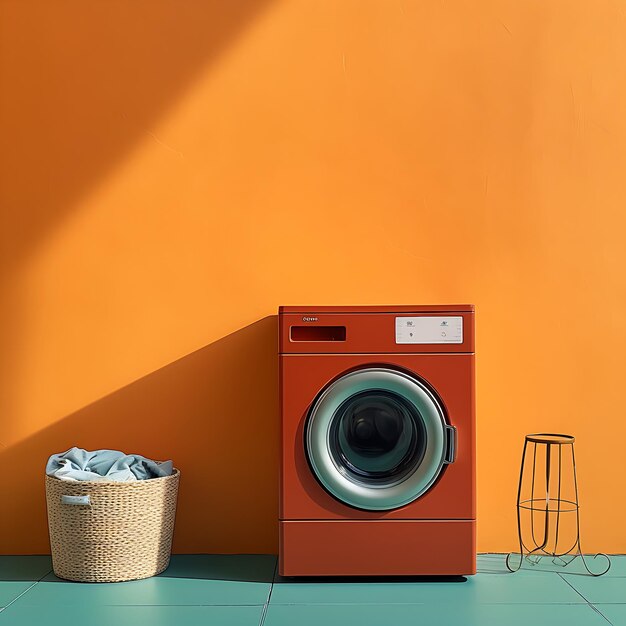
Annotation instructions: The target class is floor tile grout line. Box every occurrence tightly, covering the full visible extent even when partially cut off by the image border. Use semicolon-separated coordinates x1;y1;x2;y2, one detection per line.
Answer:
93;603;267;607
557;571;595;606
588;603;615;626
1;603;271;608
562;572;622;579
0;582;39;612
4;601;619;608
0;565;52;613
95;602;265;609
259;559;279;626
39;569;52;581
261;601;596;607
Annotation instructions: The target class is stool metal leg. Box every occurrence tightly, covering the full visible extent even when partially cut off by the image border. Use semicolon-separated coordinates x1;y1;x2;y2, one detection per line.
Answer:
505;438;528;572
570;443;611;576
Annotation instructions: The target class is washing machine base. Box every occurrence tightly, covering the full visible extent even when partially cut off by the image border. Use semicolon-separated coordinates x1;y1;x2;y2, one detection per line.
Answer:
279;519;476;577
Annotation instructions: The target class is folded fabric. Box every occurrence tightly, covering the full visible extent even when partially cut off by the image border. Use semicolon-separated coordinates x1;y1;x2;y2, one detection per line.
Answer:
46;447;174;482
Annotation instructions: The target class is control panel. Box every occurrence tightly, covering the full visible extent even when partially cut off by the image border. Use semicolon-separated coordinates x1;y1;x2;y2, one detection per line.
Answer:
395;316;463;344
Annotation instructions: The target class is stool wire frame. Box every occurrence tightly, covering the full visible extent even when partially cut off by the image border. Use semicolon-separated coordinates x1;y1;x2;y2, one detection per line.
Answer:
505;434;611;576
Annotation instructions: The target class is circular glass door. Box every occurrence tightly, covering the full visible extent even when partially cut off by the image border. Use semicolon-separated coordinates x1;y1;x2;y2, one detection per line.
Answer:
306;367;450;511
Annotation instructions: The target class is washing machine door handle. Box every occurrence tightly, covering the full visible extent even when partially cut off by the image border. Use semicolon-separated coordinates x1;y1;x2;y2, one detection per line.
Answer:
444;425;457;464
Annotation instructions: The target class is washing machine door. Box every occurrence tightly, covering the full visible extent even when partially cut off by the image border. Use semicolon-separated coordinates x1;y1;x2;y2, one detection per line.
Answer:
306;367;456;511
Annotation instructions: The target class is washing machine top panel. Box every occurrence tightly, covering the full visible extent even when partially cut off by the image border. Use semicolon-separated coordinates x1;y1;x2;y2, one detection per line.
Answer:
279;307;474;355
279;305;474;314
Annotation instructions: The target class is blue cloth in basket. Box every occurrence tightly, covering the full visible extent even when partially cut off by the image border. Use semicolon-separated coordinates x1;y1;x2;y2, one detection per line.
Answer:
46;447;173;482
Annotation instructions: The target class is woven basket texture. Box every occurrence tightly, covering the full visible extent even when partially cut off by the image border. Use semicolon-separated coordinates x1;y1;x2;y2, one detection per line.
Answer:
45;468;180;582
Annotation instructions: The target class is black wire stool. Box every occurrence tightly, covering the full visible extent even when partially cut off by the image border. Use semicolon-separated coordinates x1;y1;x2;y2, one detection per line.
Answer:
506;433;610;576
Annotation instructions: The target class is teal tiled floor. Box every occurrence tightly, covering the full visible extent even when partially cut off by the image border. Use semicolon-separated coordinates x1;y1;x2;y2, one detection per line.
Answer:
1;605;264;626
0;554;623;625
19;555;275;607
264;603;609;626
271;569;583;605
0;556;52;608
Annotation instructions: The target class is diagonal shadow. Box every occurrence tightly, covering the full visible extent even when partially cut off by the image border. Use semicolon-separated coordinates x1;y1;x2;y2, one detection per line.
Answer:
0;316;279;555
156;554;276;582
0;0;273;278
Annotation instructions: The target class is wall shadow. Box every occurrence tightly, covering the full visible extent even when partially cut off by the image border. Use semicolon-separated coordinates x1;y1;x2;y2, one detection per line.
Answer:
0;0;272;278
0;316;279;554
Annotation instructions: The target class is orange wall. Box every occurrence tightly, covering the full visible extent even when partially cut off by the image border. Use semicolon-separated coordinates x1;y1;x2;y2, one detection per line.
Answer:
1;0;625;555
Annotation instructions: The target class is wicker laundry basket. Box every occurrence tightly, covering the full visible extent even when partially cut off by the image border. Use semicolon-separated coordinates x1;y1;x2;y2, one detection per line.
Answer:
45;469;180;582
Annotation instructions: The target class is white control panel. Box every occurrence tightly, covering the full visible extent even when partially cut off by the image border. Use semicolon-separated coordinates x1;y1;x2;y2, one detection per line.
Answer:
395;316;463;344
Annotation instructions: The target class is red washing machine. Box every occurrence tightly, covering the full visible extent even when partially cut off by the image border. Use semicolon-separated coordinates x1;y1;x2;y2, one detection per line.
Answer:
279;305;475;577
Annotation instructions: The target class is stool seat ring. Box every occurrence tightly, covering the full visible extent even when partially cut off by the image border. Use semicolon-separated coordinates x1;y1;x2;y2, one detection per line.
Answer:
525;433;575;445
